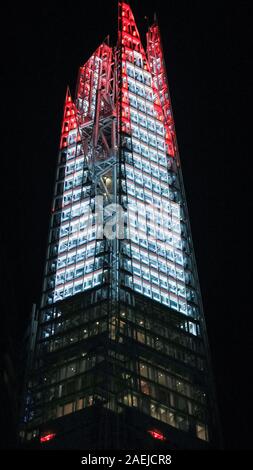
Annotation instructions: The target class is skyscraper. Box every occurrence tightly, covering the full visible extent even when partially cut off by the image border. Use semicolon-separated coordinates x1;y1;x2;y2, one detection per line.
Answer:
21;1;220;449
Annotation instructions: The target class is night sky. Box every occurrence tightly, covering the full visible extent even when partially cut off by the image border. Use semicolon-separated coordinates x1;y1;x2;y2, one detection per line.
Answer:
1;0;252;449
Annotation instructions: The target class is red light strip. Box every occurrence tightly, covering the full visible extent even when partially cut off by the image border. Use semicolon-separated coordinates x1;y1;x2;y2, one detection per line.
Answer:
119;2;175;158
40;432;56;443
148;429;166;441
147;24;176;157
60;88;79;149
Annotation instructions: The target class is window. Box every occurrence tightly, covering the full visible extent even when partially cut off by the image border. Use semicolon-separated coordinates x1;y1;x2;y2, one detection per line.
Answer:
148;135;156;147
140;363;148;378
123;393;132;406
137;331;145;343
147;119;155;132
128;79;136;93
56;405;63;418
76;267;84;278
140;380;151;395
144;73;151;86
63;402;74;416
137;99;146;113
196;423;208;441
170;298;178;310
138;115;146;127
176;415;189;432
188;322;197;336
158;372;166;386
76;398;84;411
66;363;77;378
153;290;160;301
127;66;135;78
129;95;137;108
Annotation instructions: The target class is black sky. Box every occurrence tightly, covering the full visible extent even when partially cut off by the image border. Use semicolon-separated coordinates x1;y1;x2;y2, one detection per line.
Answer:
1;0;252;449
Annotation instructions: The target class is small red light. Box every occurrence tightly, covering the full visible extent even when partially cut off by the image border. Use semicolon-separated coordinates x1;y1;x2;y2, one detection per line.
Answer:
148;429;166;441
40;432;56;443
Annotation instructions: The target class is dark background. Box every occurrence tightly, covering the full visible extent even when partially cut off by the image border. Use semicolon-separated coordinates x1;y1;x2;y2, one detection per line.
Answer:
1;0;252;449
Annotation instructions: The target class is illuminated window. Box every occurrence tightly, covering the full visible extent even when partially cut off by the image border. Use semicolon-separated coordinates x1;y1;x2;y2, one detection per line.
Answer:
140;380;151;395
63;402;73;416
76;398;84;411
158;372;166;386
196;423;208;441
140;363;148;377
137;330;145;343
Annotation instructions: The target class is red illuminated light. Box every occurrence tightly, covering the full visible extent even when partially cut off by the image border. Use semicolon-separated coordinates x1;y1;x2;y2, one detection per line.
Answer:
148;429;166;441
40;432;56;443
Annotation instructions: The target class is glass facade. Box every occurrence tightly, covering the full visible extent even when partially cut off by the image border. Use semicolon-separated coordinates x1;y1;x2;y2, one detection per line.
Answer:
21;2;219;449
120;59;196;316
43;90;105;307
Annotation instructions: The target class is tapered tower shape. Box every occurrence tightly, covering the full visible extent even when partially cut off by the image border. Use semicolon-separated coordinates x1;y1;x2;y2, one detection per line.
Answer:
21;2;220;449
